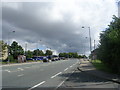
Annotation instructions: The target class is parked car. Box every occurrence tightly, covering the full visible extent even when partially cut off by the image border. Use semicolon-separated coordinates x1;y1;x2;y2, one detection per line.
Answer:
26;58;34;61
43;57;49;62
60;57;65;60
51;58;55;61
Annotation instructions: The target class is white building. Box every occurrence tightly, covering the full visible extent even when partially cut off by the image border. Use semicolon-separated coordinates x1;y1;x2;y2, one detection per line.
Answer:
118;1;120;18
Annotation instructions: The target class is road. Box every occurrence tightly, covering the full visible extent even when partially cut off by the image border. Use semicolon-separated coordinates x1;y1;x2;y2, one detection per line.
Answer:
2;59;79;90
2;59;119;90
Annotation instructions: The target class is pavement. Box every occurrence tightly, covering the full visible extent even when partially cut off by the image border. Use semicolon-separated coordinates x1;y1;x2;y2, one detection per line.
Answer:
78;59;120;84
61;59;120;89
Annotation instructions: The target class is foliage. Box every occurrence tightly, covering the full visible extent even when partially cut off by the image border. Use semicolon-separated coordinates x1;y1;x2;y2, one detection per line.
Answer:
9;41;24;59
45;50;52;56
91;60;112;73
59;52;80;58
26;50;33;58
33;49;44;56
0;40;7;57
8;55;17;62
96;16;120;73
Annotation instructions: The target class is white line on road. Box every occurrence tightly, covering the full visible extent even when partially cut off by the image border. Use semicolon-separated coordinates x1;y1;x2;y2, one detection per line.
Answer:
56;81;65;88
51;72;62;78
17;68;24;71
4;70;11;72
70;65;73;68
25;67;30;68
64;68;68;71
28;81;46;90
56;70;75;89
18;74;24;77
72;70;75;73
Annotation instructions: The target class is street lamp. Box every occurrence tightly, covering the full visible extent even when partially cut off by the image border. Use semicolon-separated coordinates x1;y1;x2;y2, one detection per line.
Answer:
82;26;92;53
37;40;42;57
7;30;15;64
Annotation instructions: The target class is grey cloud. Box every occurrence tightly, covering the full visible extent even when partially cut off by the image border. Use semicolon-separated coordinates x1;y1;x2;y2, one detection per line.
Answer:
2;1;117;55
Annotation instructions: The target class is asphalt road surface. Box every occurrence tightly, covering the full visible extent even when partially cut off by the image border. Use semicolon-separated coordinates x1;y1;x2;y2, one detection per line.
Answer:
2;59;79;90
1;59;120;90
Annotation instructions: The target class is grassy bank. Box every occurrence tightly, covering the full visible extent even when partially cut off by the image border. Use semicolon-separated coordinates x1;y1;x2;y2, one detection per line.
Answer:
91;60;112;73
0;60;43;65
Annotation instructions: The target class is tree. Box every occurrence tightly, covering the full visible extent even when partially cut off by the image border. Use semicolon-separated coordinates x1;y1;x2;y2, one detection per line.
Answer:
26;50;33;58
97;15;120;73
59;52;79;58
9;41;24;59
33;49;44;56
0;40;7;60
45;50;52;56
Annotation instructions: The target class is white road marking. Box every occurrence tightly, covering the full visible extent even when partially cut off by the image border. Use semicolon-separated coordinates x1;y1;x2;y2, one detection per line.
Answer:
57;81;65;88
18;74;24;77
70;65;73;68
64;68;68;71
11;70;18;73
28;81;46;90
25;67;30;68
51;72;62;78
72;70;74;73
17;68;24;71
4;70;11;72
56;70;75;89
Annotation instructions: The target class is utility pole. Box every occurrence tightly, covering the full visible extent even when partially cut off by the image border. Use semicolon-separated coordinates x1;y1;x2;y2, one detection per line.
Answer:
82;26;92;53
88;27;92;53
94;40;95;50
7;31;15;64
25;43;27;55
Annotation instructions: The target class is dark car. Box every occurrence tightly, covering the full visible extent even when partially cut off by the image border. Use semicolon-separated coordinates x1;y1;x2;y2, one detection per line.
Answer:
26;58;34;61
43;57;49;62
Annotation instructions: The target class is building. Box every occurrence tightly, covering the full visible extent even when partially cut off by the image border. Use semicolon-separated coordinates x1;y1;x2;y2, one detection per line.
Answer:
118;1;120;18
0;47;8;60
18;55;26;63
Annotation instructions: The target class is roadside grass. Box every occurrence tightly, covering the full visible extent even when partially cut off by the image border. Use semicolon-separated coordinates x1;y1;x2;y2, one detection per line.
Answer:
91;60;113;73
0;60;43;64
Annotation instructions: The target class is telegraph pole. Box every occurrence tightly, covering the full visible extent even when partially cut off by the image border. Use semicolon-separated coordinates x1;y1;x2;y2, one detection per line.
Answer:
88;27;92;53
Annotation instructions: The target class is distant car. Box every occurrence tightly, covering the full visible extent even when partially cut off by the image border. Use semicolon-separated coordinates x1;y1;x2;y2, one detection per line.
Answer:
58;58;60;60
26;58;34;61
43;57;49;62
51;58;55;61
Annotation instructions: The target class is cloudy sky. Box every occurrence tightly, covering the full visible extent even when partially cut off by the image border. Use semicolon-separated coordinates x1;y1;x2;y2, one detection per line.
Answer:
1;0;119;55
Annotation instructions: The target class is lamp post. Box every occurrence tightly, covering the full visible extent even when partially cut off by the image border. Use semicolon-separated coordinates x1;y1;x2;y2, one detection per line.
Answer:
82;26;92;53
37;40;42;57
7;30;15;64
94;40;96;50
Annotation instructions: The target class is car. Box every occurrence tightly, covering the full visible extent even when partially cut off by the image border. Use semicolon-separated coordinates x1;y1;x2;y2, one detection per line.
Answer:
43;57;49;62
51;58;55;61
26;58;34;61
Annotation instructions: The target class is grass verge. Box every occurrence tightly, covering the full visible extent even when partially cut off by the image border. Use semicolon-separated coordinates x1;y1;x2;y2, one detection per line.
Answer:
91;60;113;73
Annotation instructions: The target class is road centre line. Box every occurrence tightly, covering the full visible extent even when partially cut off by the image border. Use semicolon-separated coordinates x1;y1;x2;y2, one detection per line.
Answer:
72;70;75;73
17;68;24;71
56;70;75;89
25;67;30;68
51;72;62;78
28;81;46;90
4;70;11;72
56;81;65;89
64;68;68;71
18;74;24;77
